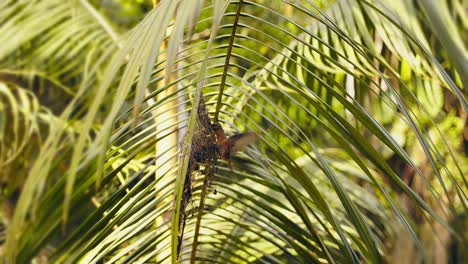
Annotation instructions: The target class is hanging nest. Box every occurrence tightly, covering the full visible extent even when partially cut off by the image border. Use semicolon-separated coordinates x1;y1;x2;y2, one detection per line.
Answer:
177;96;218;257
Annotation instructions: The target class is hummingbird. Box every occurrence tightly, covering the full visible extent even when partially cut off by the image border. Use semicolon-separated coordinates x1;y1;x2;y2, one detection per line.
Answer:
211;123;257;167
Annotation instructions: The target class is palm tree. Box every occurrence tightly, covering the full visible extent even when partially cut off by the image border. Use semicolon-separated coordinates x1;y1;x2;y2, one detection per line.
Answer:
0;0;466;263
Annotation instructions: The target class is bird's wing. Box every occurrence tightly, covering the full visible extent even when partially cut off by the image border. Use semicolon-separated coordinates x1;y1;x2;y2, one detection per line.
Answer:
228;132;258;153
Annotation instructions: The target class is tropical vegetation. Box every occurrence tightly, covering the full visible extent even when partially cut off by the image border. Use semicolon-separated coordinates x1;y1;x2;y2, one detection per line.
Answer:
0;0;466;263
